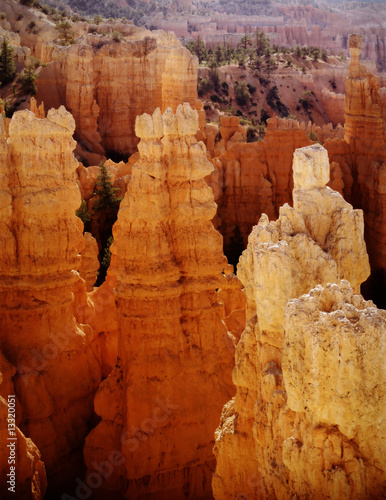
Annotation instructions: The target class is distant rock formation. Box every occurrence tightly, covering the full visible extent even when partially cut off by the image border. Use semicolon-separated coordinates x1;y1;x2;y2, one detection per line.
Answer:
212;144;383;499
325;33;386;306
206;115;312;254
84;103;244;498
36;29;203;160
0;108;102;493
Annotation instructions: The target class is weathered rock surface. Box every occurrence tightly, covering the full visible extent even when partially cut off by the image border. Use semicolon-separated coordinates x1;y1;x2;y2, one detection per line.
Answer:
84;104;243;498
0;378;47;500
36;29;202;159
282;281;385;498
79;232;99;291
207;115;312;253
325;34;386;306
0;109;102;492
213;144;379;499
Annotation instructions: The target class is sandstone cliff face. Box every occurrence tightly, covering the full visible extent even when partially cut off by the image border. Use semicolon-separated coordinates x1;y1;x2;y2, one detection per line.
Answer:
212;144;381;499
208;116;312;254
282;281;386;499
79;232;99;291
36;30;202;160
0;109;102;492
325;34;386;306
84;104;243;498
0;388;47;500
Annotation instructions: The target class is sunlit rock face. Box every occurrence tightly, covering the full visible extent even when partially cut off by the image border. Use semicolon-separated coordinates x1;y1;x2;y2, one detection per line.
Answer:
36;29;202;159
0;108;102;492
84;103;244;499
212;144;383;500
325;33;386;305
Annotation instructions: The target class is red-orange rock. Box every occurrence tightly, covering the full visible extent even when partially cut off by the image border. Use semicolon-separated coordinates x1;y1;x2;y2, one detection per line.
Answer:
36;29;202;159
0;108;102;493
209;115;312;253
84;104;243;498
79;232;99;291
325;34;386;305
0;390;47;500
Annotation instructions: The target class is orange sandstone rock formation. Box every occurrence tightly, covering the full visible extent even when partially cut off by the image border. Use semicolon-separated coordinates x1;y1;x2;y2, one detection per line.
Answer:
0;108;102;492
213;144;379;499
84;104;242;498
0;387;47;500
36;30;202;160
79;232;99;291
208;115;312;253
325;33;386;306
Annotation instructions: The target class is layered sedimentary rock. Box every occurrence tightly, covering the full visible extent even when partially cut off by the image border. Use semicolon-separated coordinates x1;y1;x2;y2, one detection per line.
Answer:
212;144;382;499
0;109;102;491
84;104;243;498
209;116;312;253
36;29;202;159
0;387;47;500
79;232;99;291
325;34;386;306
282;281;385;498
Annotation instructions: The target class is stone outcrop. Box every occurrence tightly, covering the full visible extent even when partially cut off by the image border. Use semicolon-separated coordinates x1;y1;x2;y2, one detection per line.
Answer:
207;116;312;253
36;29;202;160
0;382;47;500
79;232;99;291
83;104;243;498
212;144;380;499
0;0;56;59
282;281;385;499
325;34;386;306
0;109;102;492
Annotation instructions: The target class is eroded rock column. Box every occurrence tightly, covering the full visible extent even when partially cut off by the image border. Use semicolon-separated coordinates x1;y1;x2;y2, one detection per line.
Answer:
84;103;241;498
0;109;102;492
212;144;381;499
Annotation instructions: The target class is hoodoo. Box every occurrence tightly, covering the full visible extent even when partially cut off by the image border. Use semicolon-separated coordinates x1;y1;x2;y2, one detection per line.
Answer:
84;103;244;498
213;144;384;499
0;108;102;493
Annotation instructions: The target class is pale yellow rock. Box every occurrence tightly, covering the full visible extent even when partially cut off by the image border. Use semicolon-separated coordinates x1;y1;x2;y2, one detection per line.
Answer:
213;145;377;500
292;145;370;293
283;280;385;440
292;143;330;190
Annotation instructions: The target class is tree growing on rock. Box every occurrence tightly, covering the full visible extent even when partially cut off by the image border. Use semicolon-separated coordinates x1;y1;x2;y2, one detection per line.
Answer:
92;162;122;283
18;62;37;94
92;162;122;220
0;38;15;85
55;20;76;46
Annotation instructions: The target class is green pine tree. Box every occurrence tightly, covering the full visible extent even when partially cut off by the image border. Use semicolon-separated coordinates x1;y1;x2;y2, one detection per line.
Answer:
55;21;76;46
0;38;15;85
18;63;37;95
101;236;113;270
92;163;122;285
92;162;122;219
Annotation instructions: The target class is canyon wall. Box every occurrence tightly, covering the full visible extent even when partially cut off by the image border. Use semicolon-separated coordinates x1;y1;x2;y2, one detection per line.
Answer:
325;34;386;306
0;108;102;493
207;116;312;253
213;144;385;499
83;104;244;499
36;29;202;160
